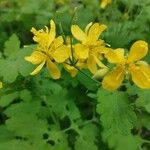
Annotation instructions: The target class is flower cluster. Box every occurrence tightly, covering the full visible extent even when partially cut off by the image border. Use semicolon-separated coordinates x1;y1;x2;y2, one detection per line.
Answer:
25;20;69;79
25;20;150;91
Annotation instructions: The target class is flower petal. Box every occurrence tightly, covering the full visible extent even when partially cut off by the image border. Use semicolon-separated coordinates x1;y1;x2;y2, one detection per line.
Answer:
128;40;148;62
48;20;56;46
88;23;107;42
71;25;86;42
53;36;63;48
105;48;125;64
130;64;150;89
85;22;93;34
30;60;45;75
93;55;107;68
31;27;38;34
46;59;60;79
74;44;89;60
52;45;69;63
102;66;125;91
87;55;97;74
63;63;78;77
25;51;46;64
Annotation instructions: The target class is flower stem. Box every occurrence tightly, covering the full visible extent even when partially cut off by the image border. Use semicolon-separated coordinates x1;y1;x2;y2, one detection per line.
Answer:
141;139;150;144
70;36;75;64
70;64;100;84
58;21;66;41
64;61;99;84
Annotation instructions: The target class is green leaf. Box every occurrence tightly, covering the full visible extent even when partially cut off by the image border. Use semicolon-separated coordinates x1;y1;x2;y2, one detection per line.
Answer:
0;140;33;150
5;114;48;138
77;70;98;91
126;84;139;96
136;89;150;113
3;100;45;140
0;125;14;143
103;22;144;48
75;137;98;150
0;35;34;83
102;131;142;150
16;46;35;77
4;34;20;57
32;77;81;120
45;90;71;119
74;124;99;150
20;89;32;102
47;126;71;150
136;112;150;130
127;84;150;113
0;59;18;83
4;101;41;118
96;89;137;135
66;100;81;121
0;91;19;107
75;7;96;28
32;76;63;95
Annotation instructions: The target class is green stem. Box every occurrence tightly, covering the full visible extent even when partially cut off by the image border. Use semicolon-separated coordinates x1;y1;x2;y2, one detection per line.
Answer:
62;118;99;133
70;36;75;64
65;62;99;84
70;7;77;26
141;139;150;144
72;65;100;84
50;111;60;129
58;21;66;42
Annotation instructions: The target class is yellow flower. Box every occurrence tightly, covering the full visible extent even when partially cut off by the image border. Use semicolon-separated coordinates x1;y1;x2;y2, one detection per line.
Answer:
71;22;108;74
25;20;69;79
100;0;112;9
102;40;150;91
0;82;3;89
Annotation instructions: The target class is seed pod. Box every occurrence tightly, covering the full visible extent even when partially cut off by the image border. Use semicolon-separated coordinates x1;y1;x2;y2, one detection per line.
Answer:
93;67;109;80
